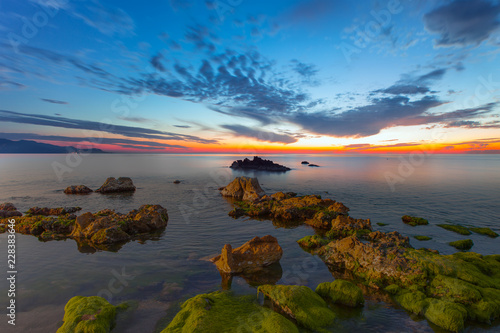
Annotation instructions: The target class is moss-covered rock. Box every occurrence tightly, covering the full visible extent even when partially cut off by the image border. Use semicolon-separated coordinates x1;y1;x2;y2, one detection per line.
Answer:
424;299;467;332
315;279;364;307
470;227;498;238
296;235;328;249
402;215;428;226
393;289;429;315
414;235;432;241
257;285;335;330
449;239;474;250
437;224;471;235
56;296;119;333
162;291;298;333
376;222;388;226
429;275;482;304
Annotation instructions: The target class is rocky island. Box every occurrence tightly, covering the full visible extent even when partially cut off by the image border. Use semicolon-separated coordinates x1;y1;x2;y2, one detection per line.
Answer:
230;156;291;172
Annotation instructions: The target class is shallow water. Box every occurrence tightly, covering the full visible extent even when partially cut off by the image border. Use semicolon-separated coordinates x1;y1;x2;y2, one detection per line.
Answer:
0;154;499;332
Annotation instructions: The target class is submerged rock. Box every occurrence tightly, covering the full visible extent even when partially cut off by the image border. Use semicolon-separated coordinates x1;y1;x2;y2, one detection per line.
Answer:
57;296;123;333
257;284;335;330
64;185;93;194
230;156;290;172
210;235;283;274
162;291;298;333
220;176;265;201
402;215;428;226
449;239;474;250
316;279;365;307
26;206;81;216
96;177;136;193
0;202;22;218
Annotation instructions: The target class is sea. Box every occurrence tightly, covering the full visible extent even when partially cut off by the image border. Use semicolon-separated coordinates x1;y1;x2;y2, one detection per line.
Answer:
0;153;499;332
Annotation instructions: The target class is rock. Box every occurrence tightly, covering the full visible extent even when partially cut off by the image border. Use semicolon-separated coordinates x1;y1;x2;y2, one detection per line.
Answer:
402;215;428;226
173;180;181;184
210;235;283;274
449;239;474;250
301;161;309;164
230;156;290;172
308;164;320;167
0;202;22;218
257;284;335;330
161;291;298;333
316;279;365;307
220;177;265;201
470;227;499;238
96;177;136;193
56;296;121;333
64;185;93;194
324;215;371;236
424;299;468;332
26;206;82;216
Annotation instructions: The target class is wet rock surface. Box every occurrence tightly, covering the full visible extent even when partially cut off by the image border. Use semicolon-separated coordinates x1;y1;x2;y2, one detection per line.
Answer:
219;176;265;201
96;177;136;193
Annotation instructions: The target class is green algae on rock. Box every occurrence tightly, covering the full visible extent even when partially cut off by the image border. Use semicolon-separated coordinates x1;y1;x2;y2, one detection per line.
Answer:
437;224;471;235
376;222;388;226
57;296;123;333
414;235;432;241
449;239;474;250
424;299;468;332
257;284;335;331
316;279;364;307
297;235;329;249
470;227;499;238
161;291;298;333
401;215;428;226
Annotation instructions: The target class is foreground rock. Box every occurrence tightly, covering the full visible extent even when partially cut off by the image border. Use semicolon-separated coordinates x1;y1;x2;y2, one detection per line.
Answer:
96;177;136;193
0;205;168;252
210;235;283;274
162;291;298;333
57;296;124;333
230;156;290;172
316;279;364;307
0;202;22;218
64;185;93;194
257;284;335;331
26;206;81;216
220;176;265;201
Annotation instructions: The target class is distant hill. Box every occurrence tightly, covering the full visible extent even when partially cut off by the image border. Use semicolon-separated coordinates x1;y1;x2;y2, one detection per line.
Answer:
0;138;106;154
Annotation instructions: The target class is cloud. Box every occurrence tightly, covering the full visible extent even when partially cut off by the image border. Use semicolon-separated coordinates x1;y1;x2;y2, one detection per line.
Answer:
424;0;500;47
220;124;298;144
0;132;187;149
291;60;318;78
150;54;167;72
40;98;68;105
283;0;338;24
117;116;154;124
374;69;447;95
291;95;445;138
72;1;135;36
0;110;217;144
173;125;192;128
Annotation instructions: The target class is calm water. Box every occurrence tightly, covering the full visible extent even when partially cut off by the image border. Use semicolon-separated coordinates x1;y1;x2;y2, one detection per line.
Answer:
0;154;499;332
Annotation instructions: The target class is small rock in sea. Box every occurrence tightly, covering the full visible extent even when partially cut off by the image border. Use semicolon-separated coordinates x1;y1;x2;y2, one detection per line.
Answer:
220;177;265;201
210;235;283;274
64;185;93;194
173;180;181;184
230;156;290;172
301;161;309;164
0;202;22;218
96;177;136;193
308;164;320;167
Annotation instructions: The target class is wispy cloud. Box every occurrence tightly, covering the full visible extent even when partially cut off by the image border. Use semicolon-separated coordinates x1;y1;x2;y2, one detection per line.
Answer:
40;98;68;105
220;124;298;144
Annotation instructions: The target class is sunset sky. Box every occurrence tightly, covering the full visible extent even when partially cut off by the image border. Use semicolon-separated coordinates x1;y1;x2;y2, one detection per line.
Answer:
1;0;500;153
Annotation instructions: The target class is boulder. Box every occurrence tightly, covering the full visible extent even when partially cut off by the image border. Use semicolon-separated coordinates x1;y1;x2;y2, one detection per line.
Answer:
0;202;22;218
0;202;18;211
230;156;290;171
210;235;283;274
301;161;309;164
64;185;93;194
96;177;136;193
316;279;365;307
26;206;82;216
220;177;265;201
308;164;320;167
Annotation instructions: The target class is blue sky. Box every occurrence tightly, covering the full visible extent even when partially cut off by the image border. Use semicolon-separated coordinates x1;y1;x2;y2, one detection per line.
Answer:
1;0;500;153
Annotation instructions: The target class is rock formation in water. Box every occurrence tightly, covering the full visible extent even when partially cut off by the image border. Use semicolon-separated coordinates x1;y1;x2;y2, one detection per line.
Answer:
64;185;93;194
219;176;265;201
26;206;82;216
230;156;290;171
96;177;136;193
0;202;22;218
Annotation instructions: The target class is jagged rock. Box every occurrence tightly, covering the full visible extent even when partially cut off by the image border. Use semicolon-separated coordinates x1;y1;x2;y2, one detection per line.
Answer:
0;202;22;217
301;161;309;164
230;156;290;171
64;185;93;194
220;177;265;201
96;177;136;193
26;206;82;216
210;235;283;274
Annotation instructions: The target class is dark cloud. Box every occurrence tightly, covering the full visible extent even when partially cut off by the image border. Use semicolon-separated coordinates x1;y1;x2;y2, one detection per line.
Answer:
291;95;445;137
424;0;500;47
173;125;192;128
0;132;187;149
150;54;167;72
374;69;447;95
117;116;153;123
0;110;217;144
291;60;318;78
220;124;297;144
40;98;68;105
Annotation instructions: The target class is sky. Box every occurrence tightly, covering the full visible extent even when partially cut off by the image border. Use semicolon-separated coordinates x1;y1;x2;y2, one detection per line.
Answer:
1;0;500;153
